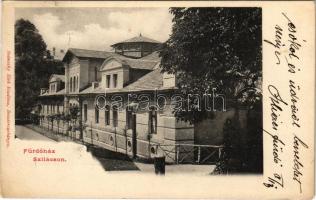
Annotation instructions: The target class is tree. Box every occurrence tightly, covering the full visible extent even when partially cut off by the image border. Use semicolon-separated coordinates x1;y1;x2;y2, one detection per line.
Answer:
160;8;262;173
160;8;262;124
15;19;63;119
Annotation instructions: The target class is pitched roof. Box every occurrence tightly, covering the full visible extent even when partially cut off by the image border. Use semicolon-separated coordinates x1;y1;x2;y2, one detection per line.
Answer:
62;48;161;71
40;89;65;97
122;68;163;91
80;86;122;94
62;48;115;62
49;74;65;82
140;51;161;61
79;68;164;95
100;51;161;71
122;58;159;70
111;35;161;47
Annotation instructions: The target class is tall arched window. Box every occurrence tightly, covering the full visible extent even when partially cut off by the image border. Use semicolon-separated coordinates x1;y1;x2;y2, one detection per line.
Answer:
105;105;110;125
70;77;73;92
95;106;99;124
113;106;118;127
77;75;79;90
73;76;77;92
74;76;76;92
126;108;133;129
75;76;77;92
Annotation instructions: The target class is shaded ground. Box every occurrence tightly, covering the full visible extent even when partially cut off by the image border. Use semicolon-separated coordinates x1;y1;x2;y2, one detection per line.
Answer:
97;157;140;171
15;125;56;142
87;146;140;171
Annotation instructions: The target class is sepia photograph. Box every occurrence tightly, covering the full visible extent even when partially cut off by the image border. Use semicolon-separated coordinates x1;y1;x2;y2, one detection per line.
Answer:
1;1;314;198
14;6;263;175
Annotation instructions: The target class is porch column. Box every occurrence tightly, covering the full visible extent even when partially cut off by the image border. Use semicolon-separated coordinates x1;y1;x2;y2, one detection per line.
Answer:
79;97;83;141
64;96;70;114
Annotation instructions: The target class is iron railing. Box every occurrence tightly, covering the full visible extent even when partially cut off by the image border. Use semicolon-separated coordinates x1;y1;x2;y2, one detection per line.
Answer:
151;143;224;164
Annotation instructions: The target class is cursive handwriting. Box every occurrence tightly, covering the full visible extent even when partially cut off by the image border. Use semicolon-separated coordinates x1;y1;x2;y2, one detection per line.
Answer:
263;11;310;193
293;135;309;193
268;85;288;131
264;25;284;64
289;80;300;128
282;12;302;60
264;129;285;164
263;173;284;189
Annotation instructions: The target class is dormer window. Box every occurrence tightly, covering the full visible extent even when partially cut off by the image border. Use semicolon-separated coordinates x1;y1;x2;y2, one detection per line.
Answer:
113;74;118;88
47;74;64;94
50;83;57;93
106;75;111;88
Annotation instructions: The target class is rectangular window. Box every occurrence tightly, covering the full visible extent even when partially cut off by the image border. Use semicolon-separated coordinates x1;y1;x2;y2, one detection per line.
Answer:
113;106;118;127
149;110;157;134
105;106;110;125
113;74;118;88
106;75;111;88
95;107;99;124
83;104;87;122
126;110;133;129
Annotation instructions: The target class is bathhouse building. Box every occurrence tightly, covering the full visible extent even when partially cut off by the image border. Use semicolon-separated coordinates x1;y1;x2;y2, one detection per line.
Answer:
38;35;249;163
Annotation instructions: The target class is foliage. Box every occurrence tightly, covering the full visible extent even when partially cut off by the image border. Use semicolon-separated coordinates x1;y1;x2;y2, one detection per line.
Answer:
160;7;262;124
62;113;72;122
212;119;242;174
15;19;63;119
46;114;52;121
243;101;263;173
160;7;263;174
69;106;80;120
30;113;40;125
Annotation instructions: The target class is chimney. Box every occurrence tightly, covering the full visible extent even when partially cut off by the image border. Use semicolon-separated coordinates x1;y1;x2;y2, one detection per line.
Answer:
52;47;56;58
92;82;99;89
162;73;177;88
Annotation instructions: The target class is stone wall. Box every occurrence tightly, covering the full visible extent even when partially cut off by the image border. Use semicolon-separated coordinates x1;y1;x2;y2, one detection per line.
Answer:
194;108;248;146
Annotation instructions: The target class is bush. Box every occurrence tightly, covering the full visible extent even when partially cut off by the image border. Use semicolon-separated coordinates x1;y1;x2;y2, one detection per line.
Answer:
212;119;243;174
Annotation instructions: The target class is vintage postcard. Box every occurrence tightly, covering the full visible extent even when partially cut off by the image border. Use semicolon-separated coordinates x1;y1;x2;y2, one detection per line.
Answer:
0;1;315;199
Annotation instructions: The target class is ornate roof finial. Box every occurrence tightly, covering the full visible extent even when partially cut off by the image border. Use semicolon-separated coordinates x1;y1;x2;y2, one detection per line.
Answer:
139;33;142;37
